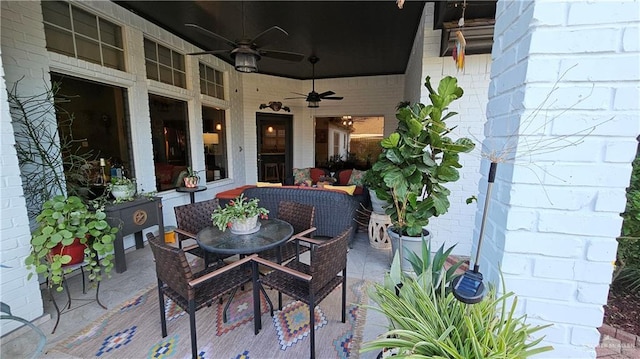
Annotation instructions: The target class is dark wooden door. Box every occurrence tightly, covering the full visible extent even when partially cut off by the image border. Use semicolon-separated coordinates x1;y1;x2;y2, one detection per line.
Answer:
256;113;293;183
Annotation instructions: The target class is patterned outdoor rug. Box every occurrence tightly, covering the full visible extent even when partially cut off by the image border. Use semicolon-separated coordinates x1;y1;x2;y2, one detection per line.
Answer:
51;279;369;358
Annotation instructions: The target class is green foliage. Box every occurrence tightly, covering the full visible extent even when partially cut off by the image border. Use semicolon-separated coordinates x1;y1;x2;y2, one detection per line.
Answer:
615;151;640;291
372;76;475;236
364;243;552;357
24;195;118;291
211;194;269;231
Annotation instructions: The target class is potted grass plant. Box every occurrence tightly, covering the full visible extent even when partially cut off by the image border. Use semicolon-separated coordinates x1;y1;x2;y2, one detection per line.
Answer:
372;76;475;270
24;195;118;291
361;242;554;358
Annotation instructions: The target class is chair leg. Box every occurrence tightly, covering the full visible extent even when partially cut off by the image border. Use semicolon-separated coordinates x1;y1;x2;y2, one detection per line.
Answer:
309;299;316;359
341;272;347;323
157;280;167;337
189;299;197;359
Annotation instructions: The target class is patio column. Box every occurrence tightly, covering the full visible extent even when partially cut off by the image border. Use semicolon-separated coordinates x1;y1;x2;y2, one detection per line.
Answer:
479;0;639;357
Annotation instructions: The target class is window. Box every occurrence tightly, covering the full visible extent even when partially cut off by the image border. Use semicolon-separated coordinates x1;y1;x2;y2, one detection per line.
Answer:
144;39;186;88
199;63;225;100
202;106;228;181
51;73;133;195
149;94;190;191
42;1;125;70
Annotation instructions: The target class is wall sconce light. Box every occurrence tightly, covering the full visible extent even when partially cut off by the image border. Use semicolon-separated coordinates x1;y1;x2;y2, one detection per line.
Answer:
267;126;274;133
259;101;290;112
215;123;222;131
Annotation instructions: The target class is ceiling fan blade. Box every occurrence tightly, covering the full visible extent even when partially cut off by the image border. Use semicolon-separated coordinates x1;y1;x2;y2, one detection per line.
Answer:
250;26;288;48
185;23;237;48
187;49;229;56
289;92;308;96
322;96;344;100
317;91;335;97
284;96;306;100
260;49;305;62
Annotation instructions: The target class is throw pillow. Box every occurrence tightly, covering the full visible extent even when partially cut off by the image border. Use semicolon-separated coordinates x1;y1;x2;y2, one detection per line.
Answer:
292;167;311;185
309;168;327;183
323;184;357;195
348;169;367;186
256;182;283;187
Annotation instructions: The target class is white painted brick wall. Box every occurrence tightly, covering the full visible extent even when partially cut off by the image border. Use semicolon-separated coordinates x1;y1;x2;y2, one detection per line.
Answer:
481;1;639;357
0;0;48;334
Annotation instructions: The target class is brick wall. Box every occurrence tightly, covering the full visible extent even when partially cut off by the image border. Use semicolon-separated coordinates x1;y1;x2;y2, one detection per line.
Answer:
481;1;639;357
0;0;49;334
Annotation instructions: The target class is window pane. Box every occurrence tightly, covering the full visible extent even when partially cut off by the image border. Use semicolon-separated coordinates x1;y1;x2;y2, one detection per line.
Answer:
99;19;122;48
202;106;227;181
206;66;215;82
173;71;186;88
149;95;190;191
51;73;134;200
102;46;125;70
207;83;216;97
200;79;207;95
172;51;184;71
145;60;158;80
199;63;205;77
159;65;172;84
144;38;157;60
215;84;225;100
42;1;71;29
76;36;101;64
44;24;75;56
72;6;98;39
158;45;171;67
214;70;223;84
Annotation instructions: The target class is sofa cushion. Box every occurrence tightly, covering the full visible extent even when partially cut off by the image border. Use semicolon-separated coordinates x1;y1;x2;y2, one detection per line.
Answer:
292;167;311;185
336;169;352;185
348;169;367;186
309;167;328;183
256;182;282;187
323;184;356;195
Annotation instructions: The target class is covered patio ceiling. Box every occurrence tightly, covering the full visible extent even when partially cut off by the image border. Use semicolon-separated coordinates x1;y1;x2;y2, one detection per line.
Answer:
113;1;496;80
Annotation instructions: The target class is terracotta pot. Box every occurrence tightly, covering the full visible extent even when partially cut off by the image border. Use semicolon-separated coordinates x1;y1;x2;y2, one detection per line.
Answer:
184;176;199;188
50;238;87;265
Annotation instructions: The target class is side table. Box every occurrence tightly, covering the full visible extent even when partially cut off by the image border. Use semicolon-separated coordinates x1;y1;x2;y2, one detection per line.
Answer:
176;186;207;204
104;197;164;273
368;212;392;249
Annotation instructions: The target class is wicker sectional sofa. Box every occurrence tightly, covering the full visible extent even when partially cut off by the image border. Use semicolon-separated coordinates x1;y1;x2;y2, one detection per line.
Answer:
242;186;360;245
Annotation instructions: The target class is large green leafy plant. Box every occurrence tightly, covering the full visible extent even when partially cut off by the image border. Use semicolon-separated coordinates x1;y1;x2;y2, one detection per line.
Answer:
372;76;475;236
362;241;553;358
211;194;269;231
25;195;118;291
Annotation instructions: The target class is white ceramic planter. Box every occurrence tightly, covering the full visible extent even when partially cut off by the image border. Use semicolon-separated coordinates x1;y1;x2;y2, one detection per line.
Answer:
388;227;432;272
111;183;135;200
230;215;259;234
369;189;391;214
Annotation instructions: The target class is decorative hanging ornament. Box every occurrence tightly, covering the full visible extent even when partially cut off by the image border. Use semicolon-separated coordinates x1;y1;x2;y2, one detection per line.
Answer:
454;30;466;71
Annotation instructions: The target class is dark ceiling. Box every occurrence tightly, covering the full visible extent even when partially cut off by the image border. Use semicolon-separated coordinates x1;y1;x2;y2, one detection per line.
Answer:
114;1;496;80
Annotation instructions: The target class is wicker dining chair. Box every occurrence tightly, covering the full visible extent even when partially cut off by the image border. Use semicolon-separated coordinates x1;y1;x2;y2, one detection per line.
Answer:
257;200;316;264
146;233;257;359
253;228;351;359
174;198;229;267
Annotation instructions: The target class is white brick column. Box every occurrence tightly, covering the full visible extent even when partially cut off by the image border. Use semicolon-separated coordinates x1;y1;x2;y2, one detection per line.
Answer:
0;0;51;333
480;1;639;357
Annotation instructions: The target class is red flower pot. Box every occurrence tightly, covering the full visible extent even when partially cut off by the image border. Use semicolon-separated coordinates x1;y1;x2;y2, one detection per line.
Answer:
50;238;87;266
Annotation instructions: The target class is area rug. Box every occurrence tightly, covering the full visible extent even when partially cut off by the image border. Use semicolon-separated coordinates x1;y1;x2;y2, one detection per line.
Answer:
52;279;369;358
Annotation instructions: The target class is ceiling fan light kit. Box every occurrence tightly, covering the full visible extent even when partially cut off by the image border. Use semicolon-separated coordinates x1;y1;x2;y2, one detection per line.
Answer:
233;51;259;73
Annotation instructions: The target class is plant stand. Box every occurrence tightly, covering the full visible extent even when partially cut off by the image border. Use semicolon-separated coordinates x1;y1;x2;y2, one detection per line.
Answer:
368;213;392;249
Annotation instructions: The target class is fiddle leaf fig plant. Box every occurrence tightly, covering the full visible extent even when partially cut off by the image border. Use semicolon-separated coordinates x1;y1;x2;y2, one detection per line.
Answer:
24;195;118;291
372;76;475;236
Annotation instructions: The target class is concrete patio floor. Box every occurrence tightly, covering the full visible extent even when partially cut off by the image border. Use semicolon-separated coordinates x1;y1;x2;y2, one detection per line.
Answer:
1;231;637;358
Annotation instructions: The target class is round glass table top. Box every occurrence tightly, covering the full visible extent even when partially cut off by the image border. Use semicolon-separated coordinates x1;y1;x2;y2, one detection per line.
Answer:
196;218;294;255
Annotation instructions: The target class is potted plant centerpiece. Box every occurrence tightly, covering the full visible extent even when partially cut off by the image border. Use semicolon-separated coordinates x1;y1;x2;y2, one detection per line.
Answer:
372;76;475;270
211;194;269;234
24;195;118;291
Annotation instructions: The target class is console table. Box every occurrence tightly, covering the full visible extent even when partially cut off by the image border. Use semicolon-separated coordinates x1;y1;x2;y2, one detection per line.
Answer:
104;197;164;273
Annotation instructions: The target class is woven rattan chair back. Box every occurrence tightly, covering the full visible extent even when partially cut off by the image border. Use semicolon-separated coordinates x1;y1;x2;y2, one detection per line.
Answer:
147;232;194;300
309;228;349;293
277;200;315;234
174;198;219;241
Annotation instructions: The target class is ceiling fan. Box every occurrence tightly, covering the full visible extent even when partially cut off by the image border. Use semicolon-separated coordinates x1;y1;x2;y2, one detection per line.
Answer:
285;56;343;108
185;3;304;73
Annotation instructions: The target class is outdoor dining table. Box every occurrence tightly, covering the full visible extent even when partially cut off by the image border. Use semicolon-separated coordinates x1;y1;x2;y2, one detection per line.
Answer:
196;218;294;333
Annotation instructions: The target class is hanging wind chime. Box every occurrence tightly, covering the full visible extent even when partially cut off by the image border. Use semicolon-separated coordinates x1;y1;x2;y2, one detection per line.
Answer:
452;0;467;71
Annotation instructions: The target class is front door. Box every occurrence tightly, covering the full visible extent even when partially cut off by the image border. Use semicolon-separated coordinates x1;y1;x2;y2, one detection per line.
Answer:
256;113;293;184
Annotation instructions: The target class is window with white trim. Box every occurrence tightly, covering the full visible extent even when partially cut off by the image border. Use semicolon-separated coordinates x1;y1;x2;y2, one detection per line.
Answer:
144;38;186;88
41;1;125;70
199;63;225;100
